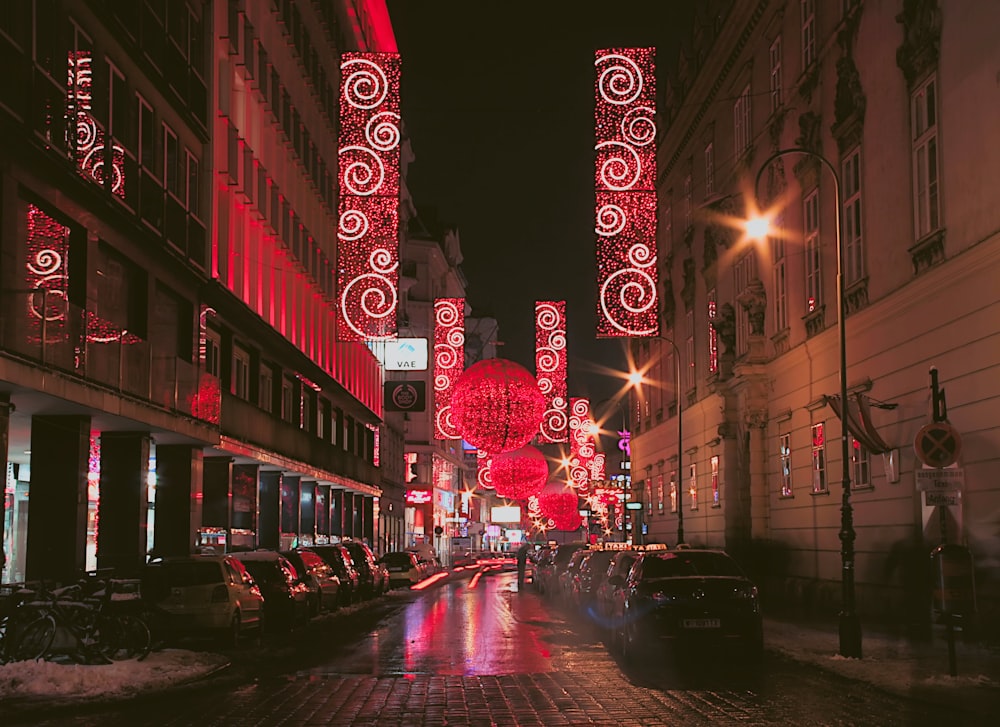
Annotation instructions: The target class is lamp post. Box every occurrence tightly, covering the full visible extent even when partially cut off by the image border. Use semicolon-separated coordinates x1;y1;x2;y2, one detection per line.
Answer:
752;147;862;659
631;335;684;545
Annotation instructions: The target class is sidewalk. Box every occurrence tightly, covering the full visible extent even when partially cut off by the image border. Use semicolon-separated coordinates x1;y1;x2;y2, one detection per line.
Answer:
764;614;1000;718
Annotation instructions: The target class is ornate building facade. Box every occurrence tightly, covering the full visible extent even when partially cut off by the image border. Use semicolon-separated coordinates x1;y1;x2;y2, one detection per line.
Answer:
631;0;999;631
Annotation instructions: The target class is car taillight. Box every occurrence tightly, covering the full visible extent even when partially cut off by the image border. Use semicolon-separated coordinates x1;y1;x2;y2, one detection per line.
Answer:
211;585;229;602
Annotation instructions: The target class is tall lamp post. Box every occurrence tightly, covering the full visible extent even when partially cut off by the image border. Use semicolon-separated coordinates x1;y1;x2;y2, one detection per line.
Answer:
631;335;684;545
752;147;862;659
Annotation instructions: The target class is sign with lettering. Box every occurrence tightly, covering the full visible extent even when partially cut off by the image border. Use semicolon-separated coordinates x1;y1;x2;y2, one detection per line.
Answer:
384;380;426;412
369;338;429;370
915;468;964;491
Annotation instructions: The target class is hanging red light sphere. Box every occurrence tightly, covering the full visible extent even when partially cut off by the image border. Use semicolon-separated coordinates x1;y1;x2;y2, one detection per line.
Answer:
491;445;549;500
538;482;582;531
451;358;545;455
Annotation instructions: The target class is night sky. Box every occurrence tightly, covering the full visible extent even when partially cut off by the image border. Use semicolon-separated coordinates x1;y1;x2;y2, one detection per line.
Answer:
386;1;697;405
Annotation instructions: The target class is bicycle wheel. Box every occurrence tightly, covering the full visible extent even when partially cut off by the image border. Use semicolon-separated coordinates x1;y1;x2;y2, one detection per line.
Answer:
11;614;57;662
100;614;152;661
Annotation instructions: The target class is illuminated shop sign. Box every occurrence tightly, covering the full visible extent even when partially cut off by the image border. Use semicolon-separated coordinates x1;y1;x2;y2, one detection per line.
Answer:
406;490;432;505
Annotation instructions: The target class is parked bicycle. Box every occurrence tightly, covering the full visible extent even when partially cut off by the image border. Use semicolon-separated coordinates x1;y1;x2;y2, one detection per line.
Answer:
0;582;58;663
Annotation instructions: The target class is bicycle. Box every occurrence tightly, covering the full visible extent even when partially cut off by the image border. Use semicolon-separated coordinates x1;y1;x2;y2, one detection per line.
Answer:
0;583;58;663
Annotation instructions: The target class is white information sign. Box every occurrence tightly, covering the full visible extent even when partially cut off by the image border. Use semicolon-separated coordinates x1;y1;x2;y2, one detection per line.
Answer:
368;338;428;370
915;468;964;492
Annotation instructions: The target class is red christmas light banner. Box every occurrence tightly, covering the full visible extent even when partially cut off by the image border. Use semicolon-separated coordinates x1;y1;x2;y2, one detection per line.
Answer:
26;205;70;345
337;53;401;341
433;298;465;440
535;301;568;443
476;450;494;490
594;48;658;337
569;397;597;492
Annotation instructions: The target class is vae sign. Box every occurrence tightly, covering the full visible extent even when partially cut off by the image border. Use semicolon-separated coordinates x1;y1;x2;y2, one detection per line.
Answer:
913;421;962;468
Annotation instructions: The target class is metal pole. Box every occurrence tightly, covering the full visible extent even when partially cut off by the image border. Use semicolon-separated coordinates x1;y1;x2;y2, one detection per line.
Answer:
755;148;861;658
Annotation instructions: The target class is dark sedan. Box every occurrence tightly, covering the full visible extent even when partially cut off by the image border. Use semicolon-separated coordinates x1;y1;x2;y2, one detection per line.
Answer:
610;548;763;662
309;545;361;606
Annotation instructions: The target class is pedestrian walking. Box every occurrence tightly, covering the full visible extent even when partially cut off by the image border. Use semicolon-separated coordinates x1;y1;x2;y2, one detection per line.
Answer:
516;543;530;588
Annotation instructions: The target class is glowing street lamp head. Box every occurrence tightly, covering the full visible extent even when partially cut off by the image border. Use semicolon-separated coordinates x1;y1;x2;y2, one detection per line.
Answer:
628;370;644;388
745;215;771;241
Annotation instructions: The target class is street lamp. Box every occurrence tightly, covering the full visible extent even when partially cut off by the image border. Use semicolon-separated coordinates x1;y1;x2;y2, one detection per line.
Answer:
630;335;684;546
751;147;862;659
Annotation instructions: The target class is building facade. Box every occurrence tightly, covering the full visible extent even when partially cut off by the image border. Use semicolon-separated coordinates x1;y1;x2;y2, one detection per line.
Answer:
631;0;1000;630
0;0;398;584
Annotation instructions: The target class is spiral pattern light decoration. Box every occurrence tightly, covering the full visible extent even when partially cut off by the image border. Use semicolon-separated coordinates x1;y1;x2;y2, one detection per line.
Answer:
476;450;495;490
538;482;583;532
69;52;125;198
535;301;568;443
337;53;401;341
451;359;545;455
433;298;465;440
594;48;658;338
568;398;597;493
491;446;549;501
25;204;71;345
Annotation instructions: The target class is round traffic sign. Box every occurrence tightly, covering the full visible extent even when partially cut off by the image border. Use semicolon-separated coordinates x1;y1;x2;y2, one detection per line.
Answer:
914;421;962;468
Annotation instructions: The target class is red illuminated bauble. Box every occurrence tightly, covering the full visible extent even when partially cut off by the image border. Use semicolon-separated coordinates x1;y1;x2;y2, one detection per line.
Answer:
538;482;582;531
491;446;548;501
451;359;545;455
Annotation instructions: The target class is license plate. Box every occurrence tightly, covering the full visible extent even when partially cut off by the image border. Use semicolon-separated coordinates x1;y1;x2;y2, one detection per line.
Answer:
682;618;721;629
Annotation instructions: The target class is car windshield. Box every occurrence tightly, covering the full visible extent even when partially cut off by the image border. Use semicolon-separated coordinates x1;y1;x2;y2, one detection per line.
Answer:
642;552;746;579
240;560;280;584
382;553;413;567
584;551;616;573
147;561;222;586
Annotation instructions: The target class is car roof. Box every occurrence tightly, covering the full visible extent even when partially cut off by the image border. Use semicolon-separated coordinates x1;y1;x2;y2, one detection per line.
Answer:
233;551;285;562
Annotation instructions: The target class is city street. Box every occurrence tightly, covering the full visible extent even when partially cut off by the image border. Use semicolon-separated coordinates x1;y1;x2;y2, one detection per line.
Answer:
9;569;975;727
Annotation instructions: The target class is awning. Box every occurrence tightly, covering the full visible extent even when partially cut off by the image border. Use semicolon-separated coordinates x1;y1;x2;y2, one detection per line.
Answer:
824;393;892;454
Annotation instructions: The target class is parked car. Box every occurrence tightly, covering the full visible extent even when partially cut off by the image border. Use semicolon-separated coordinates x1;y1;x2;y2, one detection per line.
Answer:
339;539;386;599
233;551;310;631
380;551;424;588
141;555;264;646
538;542;588;597
558;549;593;605
609;548;763;662
595;548;641;635
281;548;341;615
571;549;618;616
309;545;361;605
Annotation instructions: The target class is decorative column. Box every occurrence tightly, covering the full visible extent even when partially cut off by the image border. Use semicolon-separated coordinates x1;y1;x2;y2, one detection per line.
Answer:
331;489;344;538
258;471;281;550
280;475;300;547
300;481;317;546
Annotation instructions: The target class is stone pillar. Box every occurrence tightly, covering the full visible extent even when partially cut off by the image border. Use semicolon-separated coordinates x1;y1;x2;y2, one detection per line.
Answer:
97;432;151;574
153;445;203;557
300;481;317;545
330;489;344;537
26;415;90;583
258;471;281;550
280;475;300;537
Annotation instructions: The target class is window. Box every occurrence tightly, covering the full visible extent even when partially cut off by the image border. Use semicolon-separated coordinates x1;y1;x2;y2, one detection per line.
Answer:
300;388;311;431
688;463;698;510
186;150;200;217
656;473;664;513
163;124;180;197
803;189;822;312
683;173;693;230
801;0;816;69
851;436;871;489
281;376;295;423
779;432;792;496
685;310;695;391
769;36;783;113
232;344;250;400
734;252;756;354
704;142;715;197
669;471;677;512
707;288;718;374
842;148;863;285
138;96;154;171
204;328;221;378
772;218;788;331
734;84;751;158
710;455;720;506
811;421;827;493
911;75;940;239
259;363;273;412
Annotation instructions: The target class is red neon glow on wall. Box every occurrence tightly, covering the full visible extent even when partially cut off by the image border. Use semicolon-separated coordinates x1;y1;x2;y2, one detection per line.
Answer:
535;301;568;443
337;53;400;341
594;48;658;337
433;298;464;440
